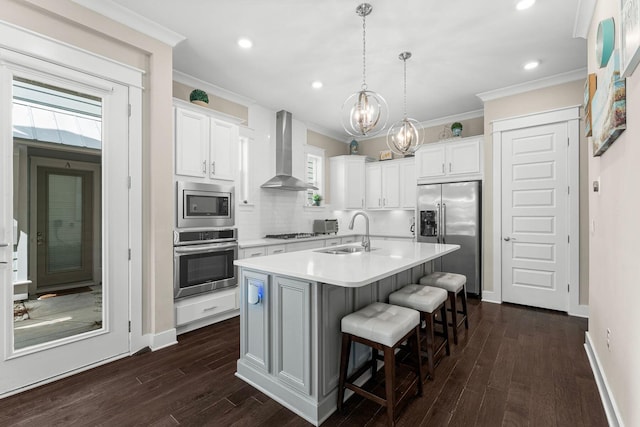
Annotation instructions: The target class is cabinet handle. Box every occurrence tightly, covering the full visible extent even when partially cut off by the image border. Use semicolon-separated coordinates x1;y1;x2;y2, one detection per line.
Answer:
383;198;386;206
449;163;452;172
361;199;364;208
250;252;262;257
202;160;206;174
211;161;216;175
273;249;284;254
442;163;444;173
202;306;218;312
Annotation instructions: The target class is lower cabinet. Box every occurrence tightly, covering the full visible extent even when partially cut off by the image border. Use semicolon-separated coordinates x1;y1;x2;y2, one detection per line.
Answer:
175;286;239;334
273;276;312;395
240;270;270;373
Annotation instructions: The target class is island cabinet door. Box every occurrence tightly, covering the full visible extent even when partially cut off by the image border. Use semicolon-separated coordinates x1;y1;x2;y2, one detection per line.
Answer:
321;285;352;397
273;276;312;395
240;270;271;374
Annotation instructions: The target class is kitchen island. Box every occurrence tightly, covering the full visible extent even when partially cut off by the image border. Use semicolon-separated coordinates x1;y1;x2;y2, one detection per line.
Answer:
234;240;459;426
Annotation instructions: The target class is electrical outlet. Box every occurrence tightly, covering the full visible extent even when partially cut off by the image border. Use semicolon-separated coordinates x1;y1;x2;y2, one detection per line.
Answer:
606;328;611;351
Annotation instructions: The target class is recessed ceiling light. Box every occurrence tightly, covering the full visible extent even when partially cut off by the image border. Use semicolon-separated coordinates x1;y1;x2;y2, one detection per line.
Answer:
311;81;323;89
524;60;540;70
237;38;253;49
516;0;535;10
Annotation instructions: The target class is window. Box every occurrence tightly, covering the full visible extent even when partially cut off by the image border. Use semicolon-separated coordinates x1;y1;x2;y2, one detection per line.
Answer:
238;134;250;204
304;146;324;206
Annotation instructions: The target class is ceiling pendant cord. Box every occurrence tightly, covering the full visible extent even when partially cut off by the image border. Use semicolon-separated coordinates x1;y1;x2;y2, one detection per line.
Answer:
341;3;388;138
387;51;423;155
361;4;367;91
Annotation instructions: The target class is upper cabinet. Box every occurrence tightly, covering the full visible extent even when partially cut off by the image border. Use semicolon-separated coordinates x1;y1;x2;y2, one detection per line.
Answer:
173;99;242;182
415;136;483;183
330;155;371;210
365;161;400;209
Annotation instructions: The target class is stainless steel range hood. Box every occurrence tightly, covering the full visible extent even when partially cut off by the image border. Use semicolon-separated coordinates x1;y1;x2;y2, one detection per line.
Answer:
261;110;318;191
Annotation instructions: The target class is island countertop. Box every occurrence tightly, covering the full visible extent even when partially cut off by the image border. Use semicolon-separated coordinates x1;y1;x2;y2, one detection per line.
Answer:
234;240;459;288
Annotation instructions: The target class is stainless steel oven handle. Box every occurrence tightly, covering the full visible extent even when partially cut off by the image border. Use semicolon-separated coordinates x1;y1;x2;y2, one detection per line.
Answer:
174;242;238;254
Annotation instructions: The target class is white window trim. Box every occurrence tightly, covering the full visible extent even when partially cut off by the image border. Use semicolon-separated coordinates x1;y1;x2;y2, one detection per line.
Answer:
304;145;325;206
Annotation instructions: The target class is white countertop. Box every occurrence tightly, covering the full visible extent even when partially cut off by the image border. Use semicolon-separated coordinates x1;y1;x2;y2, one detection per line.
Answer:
235;240;459;287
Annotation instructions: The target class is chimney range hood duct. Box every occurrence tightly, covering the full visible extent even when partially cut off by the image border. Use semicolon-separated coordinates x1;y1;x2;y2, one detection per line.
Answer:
261;110;318;191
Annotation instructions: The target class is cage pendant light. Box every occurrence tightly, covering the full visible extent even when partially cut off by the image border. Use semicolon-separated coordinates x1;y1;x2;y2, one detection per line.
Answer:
341;3;388;137
387;51;423;155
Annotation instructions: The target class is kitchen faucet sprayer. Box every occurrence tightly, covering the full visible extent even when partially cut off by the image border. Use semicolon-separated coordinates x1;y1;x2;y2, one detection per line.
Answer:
348;211;371;252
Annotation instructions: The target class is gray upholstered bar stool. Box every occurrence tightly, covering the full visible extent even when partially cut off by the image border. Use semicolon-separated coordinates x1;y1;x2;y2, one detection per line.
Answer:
389;285;450;380
337;302;423;427
420;272;469;344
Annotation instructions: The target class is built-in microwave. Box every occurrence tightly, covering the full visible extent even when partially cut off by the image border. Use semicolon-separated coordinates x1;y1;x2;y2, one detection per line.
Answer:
177;181;234;228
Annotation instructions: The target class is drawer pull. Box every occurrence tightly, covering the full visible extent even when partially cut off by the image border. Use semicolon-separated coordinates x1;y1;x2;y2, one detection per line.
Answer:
202;306;218;312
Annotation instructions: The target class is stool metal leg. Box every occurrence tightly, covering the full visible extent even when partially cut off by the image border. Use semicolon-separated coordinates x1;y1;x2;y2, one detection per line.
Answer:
337;333;351;412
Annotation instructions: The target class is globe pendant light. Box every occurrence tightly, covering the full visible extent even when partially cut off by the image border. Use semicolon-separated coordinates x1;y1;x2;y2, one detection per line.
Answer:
387;51;423;155
341;3;388;137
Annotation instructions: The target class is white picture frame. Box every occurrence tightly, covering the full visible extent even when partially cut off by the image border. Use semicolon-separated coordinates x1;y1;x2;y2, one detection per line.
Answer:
621;0;640;77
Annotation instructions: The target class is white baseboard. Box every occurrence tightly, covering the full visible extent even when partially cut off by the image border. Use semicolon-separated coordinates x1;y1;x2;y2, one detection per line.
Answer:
569;303;589;318
149;328;178;351
481;289;501;304
584;332;623;427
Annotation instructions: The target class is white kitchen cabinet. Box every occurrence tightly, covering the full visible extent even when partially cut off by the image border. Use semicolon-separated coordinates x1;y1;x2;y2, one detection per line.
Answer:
286;240;325;252
240;247;267;259
399;158;416;209
174;99;241;182
175;107;209;178
175;286;240;334
330;155;372;210
340;236;358;244
324;238;341;247
415;136;482;183
266;245;286;255
365;160;402;209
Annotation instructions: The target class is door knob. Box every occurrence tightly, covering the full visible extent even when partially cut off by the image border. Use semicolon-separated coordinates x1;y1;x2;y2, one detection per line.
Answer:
503;237;510;241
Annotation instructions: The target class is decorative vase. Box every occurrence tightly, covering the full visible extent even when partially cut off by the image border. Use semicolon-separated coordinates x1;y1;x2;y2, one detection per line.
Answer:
452;127;462;137
350;139;359;154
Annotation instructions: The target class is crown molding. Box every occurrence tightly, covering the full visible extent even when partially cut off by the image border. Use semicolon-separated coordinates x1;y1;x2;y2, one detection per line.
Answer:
573;0;597;39
419;109;484;129
304;121;348;143
71;0;186;47
476;68;587;102
173;70;255;107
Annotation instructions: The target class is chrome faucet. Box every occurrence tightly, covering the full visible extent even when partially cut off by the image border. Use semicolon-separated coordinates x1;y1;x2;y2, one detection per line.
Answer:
348;211;371;252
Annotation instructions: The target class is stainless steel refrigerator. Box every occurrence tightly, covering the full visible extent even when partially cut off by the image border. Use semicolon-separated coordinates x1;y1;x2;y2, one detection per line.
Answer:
417;181;481;296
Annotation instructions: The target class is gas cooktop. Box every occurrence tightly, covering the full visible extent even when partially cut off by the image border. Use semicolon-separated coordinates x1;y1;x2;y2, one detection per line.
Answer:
264;233;317;240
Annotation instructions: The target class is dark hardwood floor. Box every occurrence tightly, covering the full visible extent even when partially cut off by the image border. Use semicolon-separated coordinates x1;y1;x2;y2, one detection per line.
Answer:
0;300;607;426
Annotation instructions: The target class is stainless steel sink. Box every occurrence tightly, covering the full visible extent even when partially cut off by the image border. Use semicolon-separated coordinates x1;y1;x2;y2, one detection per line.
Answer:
316;246;367;255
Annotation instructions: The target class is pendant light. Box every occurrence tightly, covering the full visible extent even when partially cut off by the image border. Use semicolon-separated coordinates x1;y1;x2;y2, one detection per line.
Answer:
387;51;423;155
341;3;388;137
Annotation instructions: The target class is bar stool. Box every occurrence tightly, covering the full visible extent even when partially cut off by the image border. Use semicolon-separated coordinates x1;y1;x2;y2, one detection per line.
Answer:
337;302;423;427
420;272;469;344
389;285;449;380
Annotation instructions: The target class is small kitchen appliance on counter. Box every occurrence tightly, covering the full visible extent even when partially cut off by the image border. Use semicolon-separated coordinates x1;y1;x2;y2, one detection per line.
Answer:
313;219;339;235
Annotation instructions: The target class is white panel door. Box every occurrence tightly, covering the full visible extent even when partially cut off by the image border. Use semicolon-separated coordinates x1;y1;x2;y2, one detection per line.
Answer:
501;122;568;311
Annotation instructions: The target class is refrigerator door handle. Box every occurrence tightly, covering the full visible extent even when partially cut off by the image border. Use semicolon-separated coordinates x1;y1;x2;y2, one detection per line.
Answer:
442;203;447;243
436;202;441;244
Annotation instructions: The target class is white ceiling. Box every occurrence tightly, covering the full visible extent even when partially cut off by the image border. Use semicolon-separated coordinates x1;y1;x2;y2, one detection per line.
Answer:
105;0;586;140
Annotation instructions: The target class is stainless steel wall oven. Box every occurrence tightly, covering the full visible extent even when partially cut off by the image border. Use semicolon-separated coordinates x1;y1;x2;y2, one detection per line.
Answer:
173;228;238;299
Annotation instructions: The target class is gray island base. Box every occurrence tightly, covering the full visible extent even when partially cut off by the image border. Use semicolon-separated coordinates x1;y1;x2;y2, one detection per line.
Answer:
235;240;459;426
